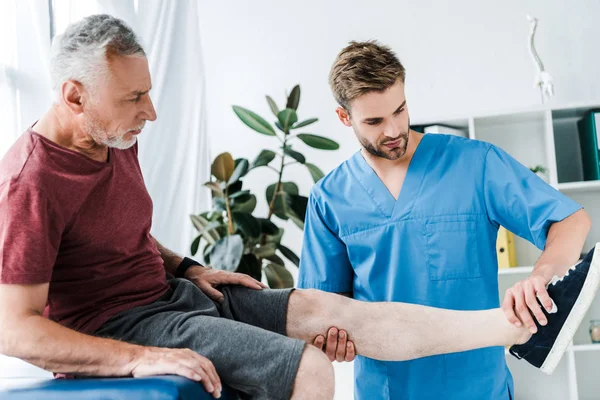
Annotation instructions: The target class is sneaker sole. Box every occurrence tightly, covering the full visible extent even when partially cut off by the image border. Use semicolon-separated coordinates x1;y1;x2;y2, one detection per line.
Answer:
540;243;600;374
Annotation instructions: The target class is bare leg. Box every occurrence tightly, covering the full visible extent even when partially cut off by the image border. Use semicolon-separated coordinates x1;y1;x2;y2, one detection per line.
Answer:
289;345;334;400
286;290;531;361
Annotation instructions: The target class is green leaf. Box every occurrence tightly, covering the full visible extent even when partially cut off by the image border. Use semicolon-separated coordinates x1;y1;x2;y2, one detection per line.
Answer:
288;212;304;230
231;194;257;214
232;106;276;136
190;215;219;245
230;193;252;206
190;235;201;255
226;180;243;195
228;158;249;186
285;194;308;229
211;152;235;181
266;182;299;220
232;211;261;238
209;235;244;271
252;150;276;168
203;243;213;263
305;162;324;183
205;211;221;221
213;197;227;212
278;244;300;267
190;214;208;231
229;189;251;199
283;147;306;164
270;198;288;220
264;227;284;245
275;121;285;132
255;243;277;258
236;254;262;281
257;218;280;235
265;263;294;289
277;109;298;132
274;182;299;195
265;254;285;267
195;220;223;236
297;134;340;150
286;85;301;110
204;181;224;197
266;96;279;117
292;118;318;129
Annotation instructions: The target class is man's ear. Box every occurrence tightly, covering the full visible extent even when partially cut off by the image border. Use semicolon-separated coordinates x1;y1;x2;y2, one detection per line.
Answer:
61;80;86;115
335;106;352;127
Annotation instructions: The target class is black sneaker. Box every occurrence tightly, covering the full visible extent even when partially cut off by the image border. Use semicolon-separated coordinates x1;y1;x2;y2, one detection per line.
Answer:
509;244;600;374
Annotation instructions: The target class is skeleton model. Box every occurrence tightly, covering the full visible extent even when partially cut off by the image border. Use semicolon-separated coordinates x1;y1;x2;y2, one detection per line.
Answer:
527;14;555;103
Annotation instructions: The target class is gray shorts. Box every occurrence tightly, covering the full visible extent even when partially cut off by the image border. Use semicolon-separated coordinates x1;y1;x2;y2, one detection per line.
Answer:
95;278;306;400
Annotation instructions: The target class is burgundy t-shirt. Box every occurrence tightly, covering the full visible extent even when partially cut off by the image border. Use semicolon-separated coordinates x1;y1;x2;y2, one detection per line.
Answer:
0;129;169;334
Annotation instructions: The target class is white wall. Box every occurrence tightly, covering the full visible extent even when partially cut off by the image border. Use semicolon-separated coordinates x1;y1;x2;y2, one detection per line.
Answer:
197;1;600;398
197;0;600;263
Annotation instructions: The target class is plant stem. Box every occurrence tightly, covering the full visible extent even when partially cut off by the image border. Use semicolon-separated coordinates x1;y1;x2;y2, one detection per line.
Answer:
267;131;288;220
224;187;235;235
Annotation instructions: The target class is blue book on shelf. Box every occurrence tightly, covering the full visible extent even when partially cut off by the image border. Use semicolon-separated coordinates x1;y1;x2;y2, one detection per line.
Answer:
577;110;600;181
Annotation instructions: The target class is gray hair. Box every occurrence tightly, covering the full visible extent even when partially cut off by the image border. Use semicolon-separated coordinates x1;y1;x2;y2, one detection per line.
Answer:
50;14;145;100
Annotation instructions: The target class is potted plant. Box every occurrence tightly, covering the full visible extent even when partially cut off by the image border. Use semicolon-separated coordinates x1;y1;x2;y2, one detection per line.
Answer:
190;85;339;288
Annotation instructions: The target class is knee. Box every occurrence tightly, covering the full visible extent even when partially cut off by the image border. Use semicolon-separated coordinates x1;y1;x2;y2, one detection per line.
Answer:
292;345;334;399
291;289;349;317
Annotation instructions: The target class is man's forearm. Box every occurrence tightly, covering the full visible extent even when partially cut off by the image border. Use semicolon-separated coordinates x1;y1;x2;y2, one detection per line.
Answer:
0;314;141;376
151;236;184;275
534;209;592;279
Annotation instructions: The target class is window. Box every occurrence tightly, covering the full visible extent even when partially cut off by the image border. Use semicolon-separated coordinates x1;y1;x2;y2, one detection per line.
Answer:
0;0;20;156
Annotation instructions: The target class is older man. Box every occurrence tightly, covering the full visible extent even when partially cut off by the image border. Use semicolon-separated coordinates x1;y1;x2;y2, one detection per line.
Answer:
0;15;597;400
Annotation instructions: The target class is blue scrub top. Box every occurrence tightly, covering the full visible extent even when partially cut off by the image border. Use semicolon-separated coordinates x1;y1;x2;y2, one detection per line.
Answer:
298;133;582;400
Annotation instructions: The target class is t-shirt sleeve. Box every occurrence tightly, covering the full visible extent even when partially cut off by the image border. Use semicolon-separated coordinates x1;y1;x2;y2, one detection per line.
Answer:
483;145;582;250
0;181;65;284
297;190;354;293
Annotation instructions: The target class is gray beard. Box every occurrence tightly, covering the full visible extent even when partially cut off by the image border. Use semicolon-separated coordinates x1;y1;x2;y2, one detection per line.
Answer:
86;117;138;150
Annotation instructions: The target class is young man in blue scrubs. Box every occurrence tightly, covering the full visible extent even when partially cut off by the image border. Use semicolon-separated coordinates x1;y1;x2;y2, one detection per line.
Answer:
298;40;594;399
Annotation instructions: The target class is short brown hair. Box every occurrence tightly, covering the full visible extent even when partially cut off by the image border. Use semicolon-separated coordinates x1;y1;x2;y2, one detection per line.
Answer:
329;40;405;110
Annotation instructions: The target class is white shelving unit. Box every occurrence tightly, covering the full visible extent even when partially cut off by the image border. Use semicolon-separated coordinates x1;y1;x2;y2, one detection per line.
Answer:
498;266;600;400
498;266;534;275
414;101;600;400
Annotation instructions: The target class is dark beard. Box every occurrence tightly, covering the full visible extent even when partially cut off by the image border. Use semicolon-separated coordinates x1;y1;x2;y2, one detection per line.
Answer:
357;117;411;160
359;131;409;160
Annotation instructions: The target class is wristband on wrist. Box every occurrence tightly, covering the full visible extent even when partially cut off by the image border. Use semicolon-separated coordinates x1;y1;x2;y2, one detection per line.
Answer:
175;257;202;278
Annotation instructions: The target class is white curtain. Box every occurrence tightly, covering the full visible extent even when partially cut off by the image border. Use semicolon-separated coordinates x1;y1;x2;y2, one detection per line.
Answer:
0;0;19;158
136;0;211;257
0;0;52;157
0;0;54;381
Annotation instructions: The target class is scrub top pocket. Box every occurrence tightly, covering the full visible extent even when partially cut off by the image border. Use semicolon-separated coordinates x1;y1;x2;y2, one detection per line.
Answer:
425;217;483;281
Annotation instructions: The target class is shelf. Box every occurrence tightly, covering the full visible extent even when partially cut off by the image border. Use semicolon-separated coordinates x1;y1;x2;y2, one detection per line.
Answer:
474;110;546;127
555;180;600;193
505;345;600;355
505;344;600;355
412;100;600;127
552;106;600;120
498;266;534;275
572;344;600;352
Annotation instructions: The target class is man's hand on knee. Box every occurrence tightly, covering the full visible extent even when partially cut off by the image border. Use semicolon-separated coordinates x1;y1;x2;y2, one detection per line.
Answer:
312;327;356;362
